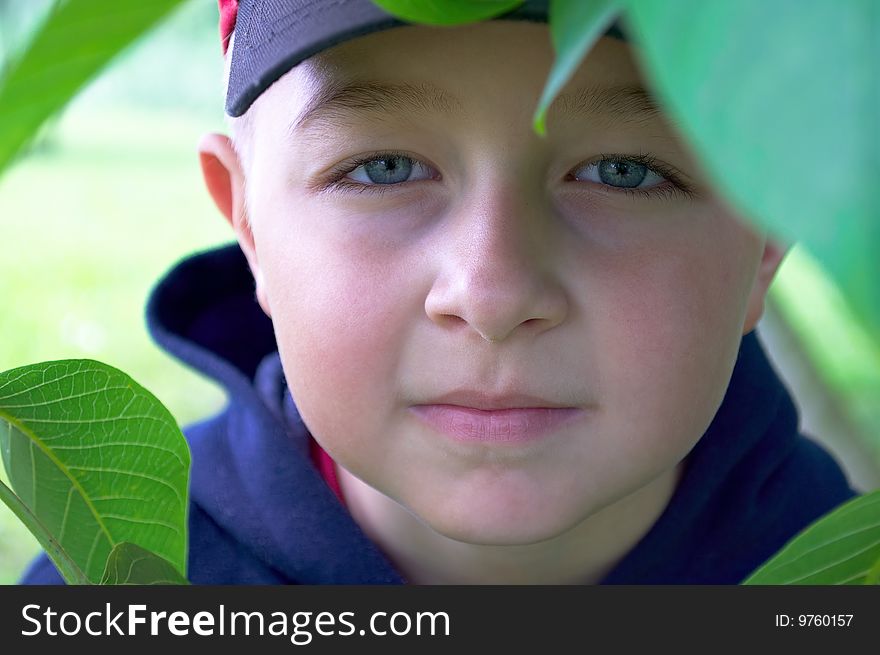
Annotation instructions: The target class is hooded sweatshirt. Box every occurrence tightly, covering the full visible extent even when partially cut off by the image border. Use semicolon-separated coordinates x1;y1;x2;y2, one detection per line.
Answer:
19;242;860;584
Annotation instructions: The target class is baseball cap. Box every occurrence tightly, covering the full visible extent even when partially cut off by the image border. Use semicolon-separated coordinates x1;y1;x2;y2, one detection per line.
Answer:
219;0;626;117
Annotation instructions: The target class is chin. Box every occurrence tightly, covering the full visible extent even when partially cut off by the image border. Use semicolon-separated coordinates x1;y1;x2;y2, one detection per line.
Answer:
414;494;587;547
427;516;578;547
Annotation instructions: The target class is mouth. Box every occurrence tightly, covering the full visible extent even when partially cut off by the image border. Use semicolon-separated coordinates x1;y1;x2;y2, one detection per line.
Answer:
409;404;584;444
419;389;579;411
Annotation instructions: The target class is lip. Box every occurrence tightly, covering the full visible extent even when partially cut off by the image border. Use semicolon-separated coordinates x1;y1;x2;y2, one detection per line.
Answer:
410;393;584;444
421;389;577;411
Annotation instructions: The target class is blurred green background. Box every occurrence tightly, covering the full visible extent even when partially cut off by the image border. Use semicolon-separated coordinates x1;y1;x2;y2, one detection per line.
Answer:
1;0;878;584
0;0;231;582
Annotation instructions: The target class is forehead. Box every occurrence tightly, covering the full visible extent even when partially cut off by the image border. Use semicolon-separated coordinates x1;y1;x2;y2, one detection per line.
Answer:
253;21;661;139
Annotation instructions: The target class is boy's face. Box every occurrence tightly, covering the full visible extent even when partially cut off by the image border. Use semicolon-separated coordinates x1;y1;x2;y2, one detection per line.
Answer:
203;21;785;546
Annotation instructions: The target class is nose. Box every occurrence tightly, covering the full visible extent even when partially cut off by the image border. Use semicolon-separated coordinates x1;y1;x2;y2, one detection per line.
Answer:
424;184;569;343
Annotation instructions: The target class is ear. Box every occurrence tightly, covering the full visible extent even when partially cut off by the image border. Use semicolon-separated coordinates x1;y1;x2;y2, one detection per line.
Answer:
197;133;272;318
741;237;790;335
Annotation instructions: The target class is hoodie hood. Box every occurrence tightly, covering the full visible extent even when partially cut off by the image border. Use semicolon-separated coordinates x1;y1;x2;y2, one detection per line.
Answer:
140;241;858;584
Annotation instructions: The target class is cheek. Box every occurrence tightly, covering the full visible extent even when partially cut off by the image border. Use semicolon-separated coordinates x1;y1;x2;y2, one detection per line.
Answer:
259;226;418;456
593;220;761;456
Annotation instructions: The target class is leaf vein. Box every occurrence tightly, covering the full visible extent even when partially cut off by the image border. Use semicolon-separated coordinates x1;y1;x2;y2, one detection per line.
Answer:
101;514;181;536
67;466;183;505
0;385;137;409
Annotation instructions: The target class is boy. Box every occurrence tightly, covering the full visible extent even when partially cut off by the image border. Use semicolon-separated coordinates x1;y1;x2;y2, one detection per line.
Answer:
21;0;858;584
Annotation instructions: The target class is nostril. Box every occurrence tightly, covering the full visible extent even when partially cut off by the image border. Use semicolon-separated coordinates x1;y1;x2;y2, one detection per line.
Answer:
520;318;545;331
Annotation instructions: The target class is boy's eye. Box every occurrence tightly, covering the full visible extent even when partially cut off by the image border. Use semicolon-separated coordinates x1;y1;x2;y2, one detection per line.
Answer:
337;153;437;189
568;154;694;199
571;158;665;190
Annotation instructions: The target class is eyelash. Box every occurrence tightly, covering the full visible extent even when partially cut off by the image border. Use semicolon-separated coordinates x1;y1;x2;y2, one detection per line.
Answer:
322;150;694;200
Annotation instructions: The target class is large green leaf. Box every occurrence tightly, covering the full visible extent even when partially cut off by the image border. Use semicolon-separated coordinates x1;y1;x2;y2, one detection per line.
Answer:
0;359;190;584
742;491;880;584
0;476;90;584
101;542;189;585
371;0;524;25
0;0;188;172
532;0;622;135
622;0;880;333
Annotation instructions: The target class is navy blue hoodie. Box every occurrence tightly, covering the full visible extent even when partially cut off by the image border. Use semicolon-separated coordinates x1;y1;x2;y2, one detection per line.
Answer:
19;242;860;584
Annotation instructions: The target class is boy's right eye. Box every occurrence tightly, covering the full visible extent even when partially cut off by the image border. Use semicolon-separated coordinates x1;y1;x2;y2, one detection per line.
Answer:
326;152;439;196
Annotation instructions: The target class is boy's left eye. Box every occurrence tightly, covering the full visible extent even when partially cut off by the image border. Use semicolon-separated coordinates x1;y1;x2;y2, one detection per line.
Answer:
565;153;694;199
570;158;665;190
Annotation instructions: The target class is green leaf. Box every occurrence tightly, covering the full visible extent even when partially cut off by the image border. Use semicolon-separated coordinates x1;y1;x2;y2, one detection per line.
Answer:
0;359;190;584
0;478;91;585
101;542;189;585
0;0;188;172
741;490;880;584
532;0;622;135
865;553;880;585
622;0;880;334
370;0;525;25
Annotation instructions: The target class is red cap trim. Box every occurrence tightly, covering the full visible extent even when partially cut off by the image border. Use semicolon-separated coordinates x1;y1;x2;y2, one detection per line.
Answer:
219;0;239;54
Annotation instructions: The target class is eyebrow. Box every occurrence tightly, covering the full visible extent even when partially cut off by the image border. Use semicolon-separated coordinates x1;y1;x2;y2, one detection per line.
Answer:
287;79;664;138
